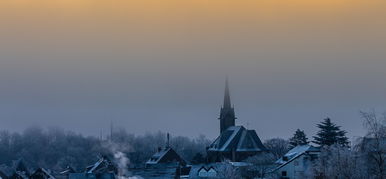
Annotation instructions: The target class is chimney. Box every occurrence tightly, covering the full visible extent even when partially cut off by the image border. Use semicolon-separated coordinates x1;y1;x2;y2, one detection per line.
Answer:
166;133;170;148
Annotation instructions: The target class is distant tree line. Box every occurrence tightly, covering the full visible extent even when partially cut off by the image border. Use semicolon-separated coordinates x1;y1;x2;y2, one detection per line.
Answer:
0;127;210;171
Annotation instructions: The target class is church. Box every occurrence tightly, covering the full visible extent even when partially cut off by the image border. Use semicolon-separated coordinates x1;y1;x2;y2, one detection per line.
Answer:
207;79;269;162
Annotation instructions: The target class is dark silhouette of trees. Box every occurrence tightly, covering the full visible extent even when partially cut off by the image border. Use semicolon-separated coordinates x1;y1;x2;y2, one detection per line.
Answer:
289;129;309;148
0;127;210;171
313;118;349;147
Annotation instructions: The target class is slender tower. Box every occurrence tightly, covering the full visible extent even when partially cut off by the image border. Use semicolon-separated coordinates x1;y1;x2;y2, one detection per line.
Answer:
219;78;236;134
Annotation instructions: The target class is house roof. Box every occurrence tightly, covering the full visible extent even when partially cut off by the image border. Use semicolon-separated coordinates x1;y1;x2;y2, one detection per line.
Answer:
146;148;172;165
85;157;116;174
146;147;186;166
207;126;268;152
31;168;55;179
59;166;75;175
274;145;320;171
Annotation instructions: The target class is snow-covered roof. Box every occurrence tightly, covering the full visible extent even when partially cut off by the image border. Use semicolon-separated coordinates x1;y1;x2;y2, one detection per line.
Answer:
87;158;104;173
85;157;116;174
146;147;172;165
145;147;186;166
32;168;56;179
207;126;267;152
274;145;320;170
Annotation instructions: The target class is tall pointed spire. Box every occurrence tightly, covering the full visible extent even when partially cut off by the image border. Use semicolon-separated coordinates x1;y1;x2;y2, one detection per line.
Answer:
223;77;232;109
219;77;236;134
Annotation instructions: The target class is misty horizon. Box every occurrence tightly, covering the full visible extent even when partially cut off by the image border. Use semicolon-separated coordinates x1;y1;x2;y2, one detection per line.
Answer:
1;0;386;141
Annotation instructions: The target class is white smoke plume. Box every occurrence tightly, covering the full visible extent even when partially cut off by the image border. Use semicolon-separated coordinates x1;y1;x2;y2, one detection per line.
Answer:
103;141;143;179
113;151;143;179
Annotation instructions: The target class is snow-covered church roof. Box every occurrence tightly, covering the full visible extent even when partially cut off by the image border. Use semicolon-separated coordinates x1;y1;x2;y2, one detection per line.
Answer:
207;126;268;152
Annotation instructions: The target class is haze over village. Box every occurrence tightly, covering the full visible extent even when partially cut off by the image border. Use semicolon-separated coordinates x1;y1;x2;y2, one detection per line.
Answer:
0;0;386;179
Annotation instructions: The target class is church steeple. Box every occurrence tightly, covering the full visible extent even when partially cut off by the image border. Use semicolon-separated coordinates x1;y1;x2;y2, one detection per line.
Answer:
219;78;236;134
223;77;231;109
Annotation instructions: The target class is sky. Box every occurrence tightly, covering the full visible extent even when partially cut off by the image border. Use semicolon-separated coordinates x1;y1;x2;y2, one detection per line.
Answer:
0;0;386;141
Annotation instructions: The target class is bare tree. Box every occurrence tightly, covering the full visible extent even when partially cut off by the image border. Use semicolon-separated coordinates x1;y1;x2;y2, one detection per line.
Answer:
264;138;290;159
217;161;242;179
244;153;276;178
313;145;367;179
359;110;386;179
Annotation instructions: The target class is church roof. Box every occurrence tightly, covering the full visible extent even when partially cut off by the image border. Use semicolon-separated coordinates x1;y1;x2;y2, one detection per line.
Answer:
207;126;268;152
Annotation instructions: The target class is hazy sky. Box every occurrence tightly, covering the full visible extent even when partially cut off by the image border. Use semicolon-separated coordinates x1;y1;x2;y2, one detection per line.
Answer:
0;0;386;141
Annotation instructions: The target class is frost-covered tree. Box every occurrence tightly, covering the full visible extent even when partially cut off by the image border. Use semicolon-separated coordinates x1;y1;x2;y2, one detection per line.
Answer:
244;153;276;178
312;145;367;179
313;118;349;147
358;110;386;179
217;161;242;179
263;138;290;159
289;129;309;148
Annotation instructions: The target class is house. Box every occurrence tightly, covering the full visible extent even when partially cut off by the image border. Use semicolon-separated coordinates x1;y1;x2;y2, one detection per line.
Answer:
188;162;253;179
197;166;217;178
188;164;220;179
59;166;75;175
9;171;29;179
10;160;30;179
0;165;14;179
140;134;191;178
0;170;9;179
207;79;268;162
84;157;117;174
53;166;76;179
273;145;320;179
30;168;55;179
130;162;193;179
146;147;187;167
69;157;116;179
146;134;187;168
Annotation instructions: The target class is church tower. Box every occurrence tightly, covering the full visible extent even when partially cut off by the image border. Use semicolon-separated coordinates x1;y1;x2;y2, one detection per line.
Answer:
219;78;236;134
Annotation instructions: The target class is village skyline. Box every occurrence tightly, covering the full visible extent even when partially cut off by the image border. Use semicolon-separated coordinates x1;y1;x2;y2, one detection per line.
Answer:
1;0;386;178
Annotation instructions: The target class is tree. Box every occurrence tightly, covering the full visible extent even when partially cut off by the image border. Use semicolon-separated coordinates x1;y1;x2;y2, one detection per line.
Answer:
263;138;290;159
244;153;276;178
358;110;386;179
312;145;367;179
217;161;242;179
313;118;349;147
289;129;309;148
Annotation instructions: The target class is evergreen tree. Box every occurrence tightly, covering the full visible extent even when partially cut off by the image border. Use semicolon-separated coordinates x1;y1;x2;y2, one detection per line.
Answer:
289;129;309;147
313;118;349;147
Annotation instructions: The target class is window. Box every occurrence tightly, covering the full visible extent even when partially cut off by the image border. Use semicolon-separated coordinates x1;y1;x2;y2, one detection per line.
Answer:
282;171;287;176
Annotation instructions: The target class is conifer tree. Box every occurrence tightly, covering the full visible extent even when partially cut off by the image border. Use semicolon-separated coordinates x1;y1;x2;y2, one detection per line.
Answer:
289;129;309;147
313;118;349;147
